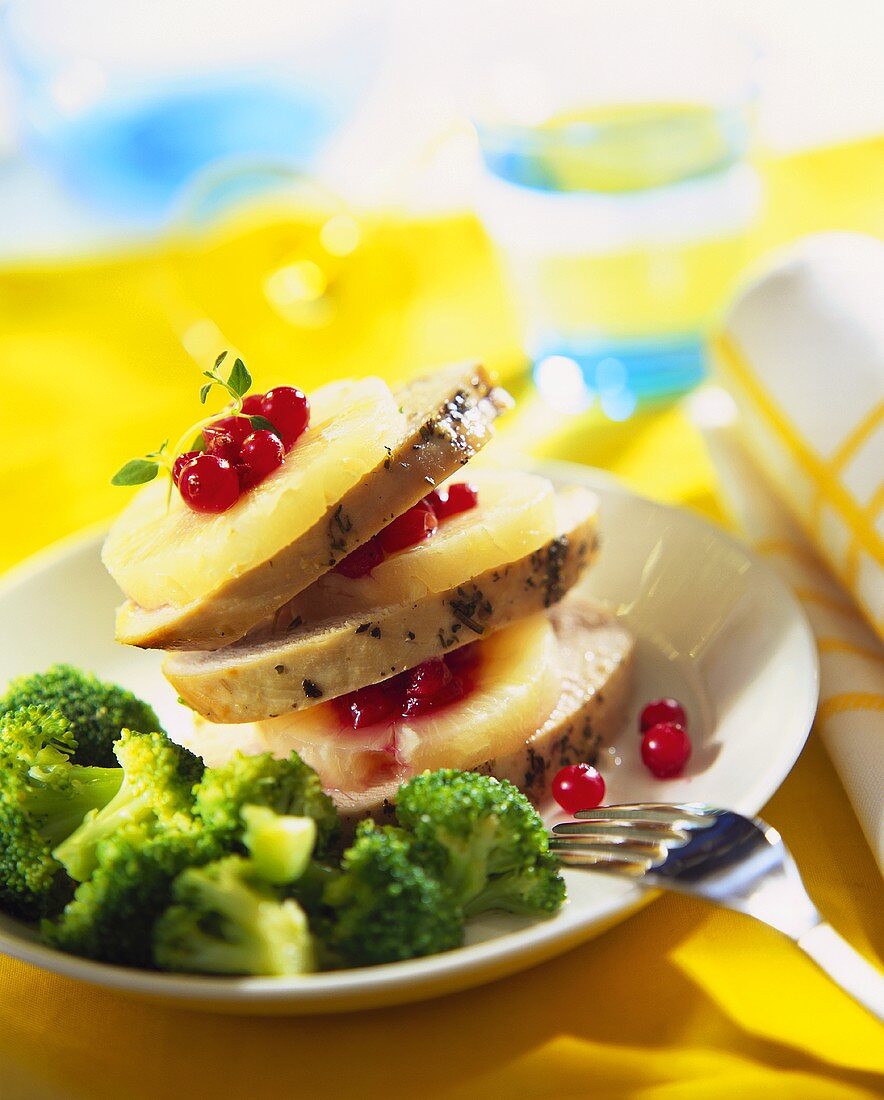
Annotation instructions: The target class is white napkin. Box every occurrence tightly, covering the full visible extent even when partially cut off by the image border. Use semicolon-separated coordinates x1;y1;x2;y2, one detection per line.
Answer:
692;390;884;871
694;231;884;870
712;232;883;637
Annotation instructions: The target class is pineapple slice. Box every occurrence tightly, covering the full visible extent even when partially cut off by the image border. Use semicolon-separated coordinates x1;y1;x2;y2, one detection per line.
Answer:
176;595;636;816
277;470;558;625
110;363;509;650
164;487;600;724
182;611;561;792
103;378;403;612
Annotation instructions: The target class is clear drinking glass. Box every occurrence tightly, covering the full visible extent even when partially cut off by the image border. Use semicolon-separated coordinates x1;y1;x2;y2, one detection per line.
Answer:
163;161;366;384
472;6;759;419
2;0;384;226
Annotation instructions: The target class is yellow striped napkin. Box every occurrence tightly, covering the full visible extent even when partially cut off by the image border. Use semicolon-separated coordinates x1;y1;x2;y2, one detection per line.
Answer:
696;232;884;868
712;232;884;637
693;393;884;870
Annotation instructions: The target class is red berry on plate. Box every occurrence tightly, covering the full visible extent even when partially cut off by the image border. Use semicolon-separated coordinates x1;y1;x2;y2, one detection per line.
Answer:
640;697;687;732
177;454;240;513
172;451;199;484
428;482;479;520
262;386;310;449
241;393;266;416
332;537;384;578
237;429;285;489
641;722;692;778
552;763;606;813
378;503;439;555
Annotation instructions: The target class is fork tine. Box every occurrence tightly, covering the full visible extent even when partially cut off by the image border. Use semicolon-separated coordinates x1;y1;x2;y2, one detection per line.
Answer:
552;845;652;874
549;835;668;860
552;821;689;843
573;804;713;828
549;836;668;853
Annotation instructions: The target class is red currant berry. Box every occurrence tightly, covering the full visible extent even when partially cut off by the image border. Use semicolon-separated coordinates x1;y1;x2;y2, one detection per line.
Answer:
241;393;266;416
641;722;692;778
640;698;687;732
378;503;439;555
428;482;479;520
408;658;451;699
172;451;200;484
177;454;240;513
402;658;465;718
201;426;239;465
237;430;285;489
552;763;606;813
261;386;310;449
332;537;384;578
334;680;403;730
212;416;253;448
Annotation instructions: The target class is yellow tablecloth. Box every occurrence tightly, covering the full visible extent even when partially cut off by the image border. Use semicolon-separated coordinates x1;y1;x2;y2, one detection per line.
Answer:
1;139;883;1099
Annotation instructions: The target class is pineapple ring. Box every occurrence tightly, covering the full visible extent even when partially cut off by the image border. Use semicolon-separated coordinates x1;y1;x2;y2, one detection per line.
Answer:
279;470;558;624
103;378;404;611
182;611;562;793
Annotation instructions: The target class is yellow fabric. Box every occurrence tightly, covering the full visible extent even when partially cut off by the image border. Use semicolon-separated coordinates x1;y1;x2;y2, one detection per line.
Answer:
1;138;883;1099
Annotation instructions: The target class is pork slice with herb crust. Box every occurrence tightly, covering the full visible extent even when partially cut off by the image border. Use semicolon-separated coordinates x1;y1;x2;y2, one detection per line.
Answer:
175;593;634;820
164;487;600;724
110;362;510;652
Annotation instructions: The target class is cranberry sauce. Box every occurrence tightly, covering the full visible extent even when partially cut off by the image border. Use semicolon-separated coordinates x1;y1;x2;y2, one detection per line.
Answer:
332;482;478;578
333;643;480;731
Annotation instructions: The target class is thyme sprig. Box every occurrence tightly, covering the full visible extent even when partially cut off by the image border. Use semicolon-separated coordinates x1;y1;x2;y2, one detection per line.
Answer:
111;354;274;489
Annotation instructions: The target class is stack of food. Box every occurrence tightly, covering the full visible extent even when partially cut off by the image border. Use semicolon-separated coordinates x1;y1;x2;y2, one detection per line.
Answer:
104;360;635;818
0;358;639;977
105;360;633;818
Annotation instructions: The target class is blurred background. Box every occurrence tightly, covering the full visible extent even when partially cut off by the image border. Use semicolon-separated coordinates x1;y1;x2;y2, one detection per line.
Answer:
1;0;883;567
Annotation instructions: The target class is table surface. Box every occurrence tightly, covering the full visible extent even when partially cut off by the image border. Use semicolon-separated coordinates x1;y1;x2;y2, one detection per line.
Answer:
0;138;883;1100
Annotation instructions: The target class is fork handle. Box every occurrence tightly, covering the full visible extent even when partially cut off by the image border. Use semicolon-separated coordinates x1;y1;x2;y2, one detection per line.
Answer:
797;922;884;1020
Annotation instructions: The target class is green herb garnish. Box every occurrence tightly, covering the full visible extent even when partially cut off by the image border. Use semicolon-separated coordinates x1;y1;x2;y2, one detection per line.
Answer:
111;355;262;493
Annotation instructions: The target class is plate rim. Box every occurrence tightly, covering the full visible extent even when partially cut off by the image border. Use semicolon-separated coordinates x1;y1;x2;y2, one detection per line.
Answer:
0;462;820;1011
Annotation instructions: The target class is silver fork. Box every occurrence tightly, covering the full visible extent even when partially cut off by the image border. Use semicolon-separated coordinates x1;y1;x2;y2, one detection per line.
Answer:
551;803;884;1019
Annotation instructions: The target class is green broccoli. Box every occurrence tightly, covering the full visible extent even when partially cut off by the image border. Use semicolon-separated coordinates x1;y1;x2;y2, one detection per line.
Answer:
153;855;315;976
241;804;316;886
322;821;463;967
0;706;122;919
0;665;162;767
395;770;565;918
194;751;339;856
285;859;341;920
44;824;221;967
53;730;204;882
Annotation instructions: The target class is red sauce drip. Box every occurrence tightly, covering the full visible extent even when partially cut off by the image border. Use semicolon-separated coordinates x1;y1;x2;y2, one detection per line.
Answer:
333;643;481;731
331;482;479;579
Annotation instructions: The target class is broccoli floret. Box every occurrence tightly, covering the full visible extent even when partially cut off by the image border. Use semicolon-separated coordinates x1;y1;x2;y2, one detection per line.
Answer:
53;730;204;882
0;707;122;919
194;752;339;856
44;824;221;967
286;859;340;915
395;770;565;918
1;665;162;767
153;855;315;976
241;804;316;886
322;822;463;967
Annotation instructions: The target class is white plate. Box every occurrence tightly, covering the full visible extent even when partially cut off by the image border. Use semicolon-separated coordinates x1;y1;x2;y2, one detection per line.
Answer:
0;464;819;1014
